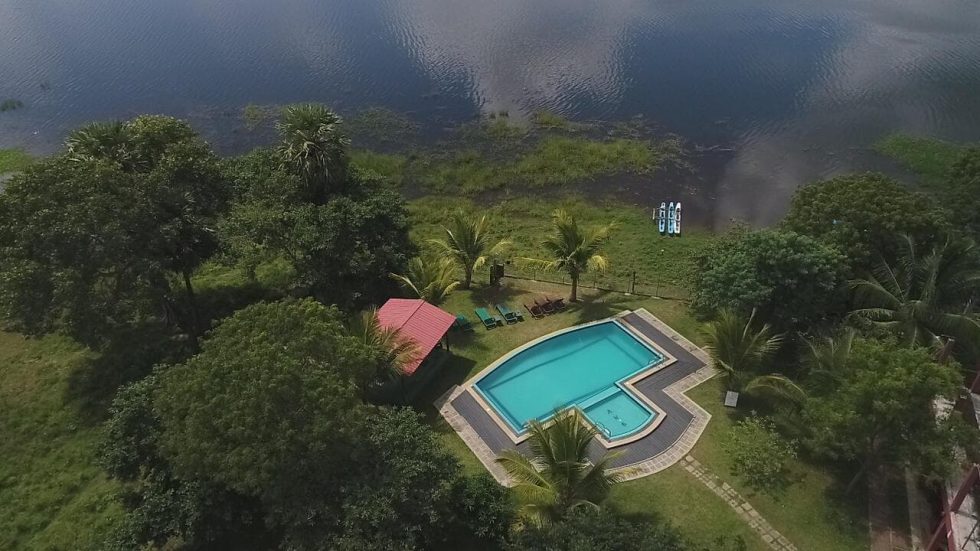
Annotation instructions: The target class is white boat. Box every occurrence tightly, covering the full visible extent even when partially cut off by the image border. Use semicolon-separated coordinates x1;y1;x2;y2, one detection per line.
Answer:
657;202;666;235
667;202;676;235
673;202;682;236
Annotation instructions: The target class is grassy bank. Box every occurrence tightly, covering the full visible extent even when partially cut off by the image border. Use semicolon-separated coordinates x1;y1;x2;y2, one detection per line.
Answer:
0;332;122;550
874;134;965;186
409;196;713;298
0;148;33;174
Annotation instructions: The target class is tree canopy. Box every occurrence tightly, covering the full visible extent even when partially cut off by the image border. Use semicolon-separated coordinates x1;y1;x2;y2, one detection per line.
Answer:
692;229;846;328
783;173;948;269
946;147;980;240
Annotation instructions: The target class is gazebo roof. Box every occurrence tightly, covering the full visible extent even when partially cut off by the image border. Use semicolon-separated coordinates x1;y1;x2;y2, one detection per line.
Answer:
376;298;456;376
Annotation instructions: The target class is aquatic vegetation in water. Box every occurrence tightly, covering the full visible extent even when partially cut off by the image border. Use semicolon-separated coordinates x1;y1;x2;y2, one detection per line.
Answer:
0;99;25;112
242;103;274;131
345;107;420;146
0;149;33;173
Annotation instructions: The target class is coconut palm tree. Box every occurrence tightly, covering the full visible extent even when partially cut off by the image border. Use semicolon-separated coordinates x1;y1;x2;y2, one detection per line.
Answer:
349;308;419;384
496;409;623;525
390;256;460;305
277;103;350;203
430;210;509;289
850;235;980;350
523;209;614;302
704;309;804;406
65;121;133;169
803;329;856;393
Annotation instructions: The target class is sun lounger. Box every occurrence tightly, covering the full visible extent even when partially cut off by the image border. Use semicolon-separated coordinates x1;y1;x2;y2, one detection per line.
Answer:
453;314;475;332
525;303;545;319
475;307;503;329
496;303;523;323
535;299;555;315
545;295;567;311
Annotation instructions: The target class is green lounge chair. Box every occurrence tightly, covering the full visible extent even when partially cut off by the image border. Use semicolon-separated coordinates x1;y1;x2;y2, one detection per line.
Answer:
496;303;523;323
474;307;503;329
453;314;474;332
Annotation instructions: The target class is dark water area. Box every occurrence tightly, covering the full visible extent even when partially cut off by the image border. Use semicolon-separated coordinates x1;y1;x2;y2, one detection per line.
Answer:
2;0;979;226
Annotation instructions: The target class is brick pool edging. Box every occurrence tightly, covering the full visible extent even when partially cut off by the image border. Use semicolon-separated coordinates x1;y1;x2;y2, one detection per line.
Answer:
435;307;718;486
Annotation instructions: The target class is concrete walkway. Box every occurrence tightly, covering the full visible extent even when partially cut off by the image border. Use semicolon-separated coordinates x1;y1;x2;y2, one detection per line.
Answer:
680;455;798;551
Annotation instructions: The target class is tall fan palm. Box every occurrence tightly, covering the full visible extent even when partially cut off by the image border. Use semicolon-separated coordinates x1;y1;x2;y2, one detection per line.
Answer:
496;409;623;525
390;256;460;305
277;103;350;203
523;209;615;302
349;308;420;385
850;235;980;350
430;210;510;289
65;121;133;169
704;309;804;406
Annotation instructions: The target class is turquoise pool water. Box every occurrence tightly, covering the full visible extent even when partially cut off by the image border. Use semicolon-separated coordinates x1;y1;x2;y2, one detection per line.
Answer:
473;321;663;441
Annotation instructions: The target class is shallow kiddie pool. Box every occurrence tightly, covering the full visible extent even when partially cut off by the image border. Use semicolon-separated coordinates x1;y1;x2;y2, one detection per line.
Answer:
472;320;664;443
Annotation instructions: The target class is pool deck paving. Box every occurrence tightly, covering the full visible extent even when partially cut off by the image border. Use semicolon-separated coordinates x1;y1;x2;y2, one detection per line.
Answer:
435;307;716;484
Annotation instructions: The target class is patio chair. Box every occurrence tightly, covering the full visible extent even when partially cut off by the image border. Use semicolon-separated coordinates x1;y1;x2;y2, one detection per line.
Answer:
535;298;555;315
496;303;524;323
474;307;503;329
524;303;545;319
453;313;475;332
545;295;567;311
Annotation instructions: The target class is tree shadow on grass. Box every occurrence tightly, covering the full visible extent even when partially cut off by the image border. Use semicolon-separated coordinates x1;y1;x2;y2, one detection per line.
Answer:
571;290;637;323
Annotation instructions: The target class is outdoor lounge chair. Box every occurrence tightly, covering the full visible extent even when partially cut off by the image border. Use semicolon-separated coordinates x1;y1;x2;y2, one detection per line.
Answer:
453;313;475;332
545;295;567;311
525;303;545;319
535;298;555;315
474;307;503;329
496;303;524;323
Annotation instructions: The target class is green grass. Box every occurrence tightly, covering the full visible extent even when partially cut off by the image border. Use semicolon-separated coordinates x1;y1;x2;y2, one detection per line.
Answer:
409;196;714;297
351;149;409;185
0;332;122;550
0;148;34;173
874;134;965;186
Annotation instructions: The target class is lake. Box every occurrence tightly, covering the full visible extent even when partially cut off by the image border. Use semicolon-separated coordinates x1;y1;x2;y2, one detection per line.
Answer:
1;0;979;224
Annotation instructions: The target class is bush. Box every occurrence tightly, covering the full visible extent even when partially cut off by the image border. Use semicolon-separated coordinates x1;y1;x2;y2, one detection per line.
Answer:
723;416;796;495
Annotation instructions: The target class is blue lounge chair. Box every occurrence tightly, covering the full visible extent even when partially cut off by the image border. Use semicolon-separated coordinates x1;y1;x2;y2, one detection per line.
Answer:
453;314;475;332
475;307;503;329
496;303;523;323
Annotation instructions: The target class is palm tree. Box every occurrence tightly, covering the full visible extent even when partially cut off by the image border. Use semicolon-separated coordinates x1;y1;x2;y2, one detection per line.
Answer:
390;256;460;305
523;209;614;302
803;329;856;393
349;308;420;383
850;235;980;350
65;121;133;169
430;210;510;289
704;309;804;406
277;103;351;203
496;409;623;525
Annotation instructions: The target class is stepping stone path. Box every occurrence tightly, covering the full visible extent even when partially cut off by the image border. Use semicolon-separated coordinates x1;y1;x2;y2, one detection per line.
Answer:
680;456;798;551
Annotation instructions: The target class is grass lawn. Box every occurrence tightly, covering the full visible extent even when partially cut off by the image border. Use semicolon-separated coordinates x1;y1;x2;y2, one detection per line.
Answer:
0;332;122;550
0;148;33;174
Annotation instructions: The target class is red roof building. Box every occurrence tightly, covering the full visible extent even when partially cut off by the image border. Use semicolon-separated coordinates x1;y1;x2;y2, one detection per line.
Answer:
376;298;456;376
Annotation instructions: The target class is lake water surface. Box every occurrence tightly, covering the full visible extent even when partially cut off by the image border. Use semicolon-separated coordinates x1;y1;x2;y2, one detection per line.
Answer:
2;0;979;224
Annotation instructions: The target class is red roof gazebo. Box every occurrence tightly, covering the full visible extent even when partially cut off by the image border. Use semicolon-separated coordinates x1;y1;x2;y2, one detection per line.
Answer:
377;298;456;376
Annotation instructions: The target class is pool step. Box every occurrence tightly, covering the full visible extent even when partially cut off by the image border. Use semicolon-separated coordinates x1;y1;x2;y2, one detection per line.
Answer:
578;386;623;410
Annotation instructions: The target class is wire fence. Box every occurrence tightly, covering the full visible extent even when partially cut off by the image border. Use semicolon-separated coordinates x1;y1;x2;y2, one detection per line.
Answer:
475;263;691;302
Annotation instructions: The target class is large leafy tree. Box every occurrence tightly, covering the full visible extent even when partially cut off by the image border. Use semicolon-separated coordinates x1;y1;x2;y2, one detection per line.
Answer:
524;209;614;302
703;309;804;406
804;339;967;494
390;255;460;305
692;229;846;329
496;409;622;525
946;147;980;240
850;235;980;352
783;172;948;270
277;103;351;203
431;210;510;289
505;508;697;551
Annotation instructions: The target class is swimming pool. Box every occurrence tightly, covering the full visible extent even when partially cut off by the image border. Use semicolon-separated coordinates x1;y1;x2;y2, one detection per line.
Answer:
472;320;666;444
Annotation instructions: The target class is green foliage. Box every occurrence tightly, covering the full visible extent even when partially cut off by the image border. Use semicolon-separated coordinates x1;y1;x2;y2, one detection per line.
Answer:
947;147;980;239
523;209;615;301
278;103;351;202
349;308;420;387
692;229;846;328
0;148;33;173
783;173;948;269
241;103;271;131
849;234;980;351
0;98;24;112
703;310;804;406
449;473;516;545
496;410;623;525
344;107;420;146
505;508;721;551
724;417;797;495
875;134;964;184
350;149;408;184
390;255;460;304
430;210;510;289
804;339;967;492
